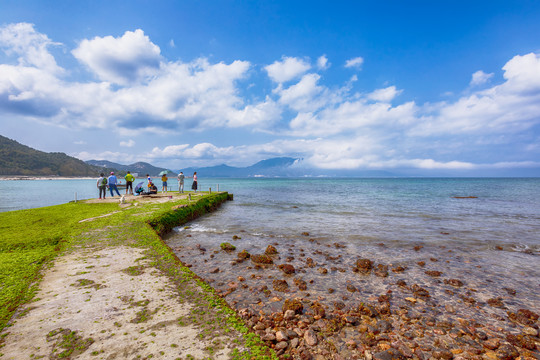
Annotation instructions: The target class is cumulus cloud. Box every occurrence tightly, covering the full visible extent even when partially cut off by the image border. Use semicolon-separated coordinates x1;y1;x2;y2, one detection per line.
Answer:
1;23;539;173
344;56;364;69
317;55;330;70
470;70;493;86
72;29;162;85
367;86;402;102
0;22;63;74
120;139;135;147
412;53;540;136
265;56;311;83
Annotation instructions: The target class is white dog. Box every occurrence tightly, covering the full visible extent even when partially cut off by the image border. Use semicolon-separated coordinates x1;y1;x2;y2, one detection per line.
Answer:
119;195;126;204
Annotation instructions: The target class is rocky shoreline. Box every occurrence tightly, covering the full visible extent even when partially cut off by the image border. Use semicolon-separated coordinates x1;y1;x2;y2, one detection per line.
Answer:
167;231;540;360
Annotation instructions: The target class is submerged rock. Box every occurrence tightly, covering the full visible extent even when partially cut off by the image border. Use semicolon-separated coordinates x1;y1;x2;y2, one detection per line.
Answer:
251;254;274;264
265;245;278;255
237;250;250;260
220;242;236;251
278;264;296;275
283;298;304;314
273;279;289;292
356;258;373;274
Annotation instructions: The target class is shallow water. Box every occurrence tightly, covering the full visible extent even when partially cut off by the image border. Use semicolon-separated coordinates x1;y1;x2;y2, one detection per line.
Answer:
165;178;540;333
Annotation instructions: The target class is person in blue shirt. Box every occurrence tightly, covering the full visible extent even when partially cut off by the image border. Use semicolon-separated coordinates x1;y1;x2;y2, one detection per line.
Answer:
107;172;121;197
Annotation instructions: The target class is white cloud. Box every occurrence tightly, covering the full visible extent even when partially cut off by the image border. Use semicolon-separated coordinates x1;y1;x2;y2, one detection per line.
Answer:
317;55;330;70
72;29;162;85
367;86;402;102
412;53;540;136
264;56;311;83
344;57;364;69
470;70;493;86
1;23;539;173
0;23;63;74
120;139;135;147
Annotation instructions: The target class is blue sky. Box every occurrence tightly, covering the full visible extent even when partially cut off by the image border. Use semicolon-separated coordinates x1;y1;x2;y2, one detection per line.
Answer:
1;1;540;175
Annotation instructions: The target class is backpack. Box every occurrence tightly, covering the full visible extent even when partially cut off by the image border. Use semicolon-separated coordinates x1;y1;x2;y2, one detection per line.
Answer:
101;177;107;185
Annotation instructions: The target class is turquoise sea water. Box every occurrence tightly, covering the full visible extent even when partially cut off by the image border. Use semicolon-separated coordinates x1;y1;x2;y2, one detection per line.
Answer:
163;177;540;327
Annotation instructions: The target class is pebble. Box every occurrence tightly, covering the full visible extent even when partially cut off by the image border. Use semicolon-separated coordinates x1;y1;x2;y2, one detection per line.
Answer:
304;329;318;346
523;326;538;336
276;330;289;342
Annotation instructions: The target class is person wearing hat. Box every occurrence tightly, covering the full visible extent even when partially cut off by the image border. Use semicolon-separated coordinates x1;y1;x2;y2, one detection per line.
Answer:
107;172;121;197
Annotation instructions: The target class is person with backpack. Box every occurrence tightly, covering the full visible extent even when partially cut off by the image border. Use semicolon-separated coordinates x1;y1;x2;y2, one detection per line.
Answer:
124;171;135;195
97;173;107;199
108;172;121;197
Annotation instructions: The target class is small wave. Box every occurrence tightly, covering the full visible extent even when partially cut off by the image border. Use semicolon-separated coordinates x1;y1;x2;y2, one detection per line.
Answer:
511;243;539;256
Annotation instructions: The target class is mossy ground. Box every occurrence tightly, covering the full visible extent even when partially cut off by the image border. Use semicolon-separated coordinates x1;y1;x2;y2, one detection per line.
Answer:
0;192;276;359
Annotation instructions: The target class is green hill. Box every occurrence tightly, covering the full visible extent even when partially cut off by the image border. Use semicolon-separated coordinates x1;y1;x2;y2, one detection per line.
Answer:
0;135;113;176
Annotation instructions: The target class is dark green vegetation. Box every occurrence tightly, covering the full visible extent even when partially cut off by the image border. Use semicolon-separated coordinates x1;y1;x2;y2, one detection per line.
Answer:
0;135;114;176
0;192;276;359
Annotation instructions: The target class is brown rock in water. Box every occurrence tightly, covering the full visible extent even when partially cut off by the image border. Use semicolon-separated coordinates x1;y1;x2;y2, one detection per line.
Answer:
432;349;453;360
265;245;278;255
310;301;325;318
507;308;539;325
413;245;423;251
301;232;310;236
278;264;296;274
417;261;426;267
495;344;519;360
483;338;501;350
444;278;464;287
502;287;516;296
305;258;316;268
425;270;442;277
411;284;430;299
209;267;220;273
333;301;345;310
346;284;357;292
237;250;250;260
294;278;308;291
283;298;304;314
318;267;328;274
251;254;273;264
273;279;289;292
356;258;373;273
487;298;505;308
373;348;406;360
392;266;406;273
506;334;537;350
374;264;389;277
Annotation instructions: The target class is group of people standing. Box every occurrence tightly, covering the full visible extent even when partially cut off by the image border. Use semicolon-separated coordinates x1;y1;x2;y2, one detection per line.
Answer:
96;171;127;199
176;171;197;193
96;171;198;199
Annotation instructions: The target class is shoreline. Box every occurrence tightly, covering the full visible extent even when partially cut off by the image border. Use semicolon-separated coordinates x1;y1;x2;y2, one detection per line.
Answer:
166;224;540;359
0;175;96;181
0;192;276;360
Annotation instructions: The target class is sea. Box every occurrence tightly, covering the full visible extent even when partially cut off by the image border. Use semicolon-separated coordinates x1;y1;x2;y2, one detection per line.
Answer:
2;177;539;328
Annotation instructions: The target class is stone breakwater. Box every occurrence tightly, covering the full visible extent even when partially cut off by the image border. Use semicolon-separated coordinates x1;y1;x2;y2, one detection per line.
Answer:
168;231;540;360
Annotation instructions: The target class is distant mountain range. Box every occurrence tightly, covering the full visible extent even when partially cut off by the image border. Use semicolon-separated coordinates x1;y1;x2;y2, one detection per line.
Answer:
0;135;112;176
0;133;398;178
177;157;302;177
86;160;173;177
176;157;396;178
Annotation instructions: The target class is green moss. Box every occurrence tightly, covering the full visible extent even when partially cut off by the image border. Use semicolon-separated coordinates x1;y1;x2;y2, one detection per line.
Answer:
0;192;276;359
